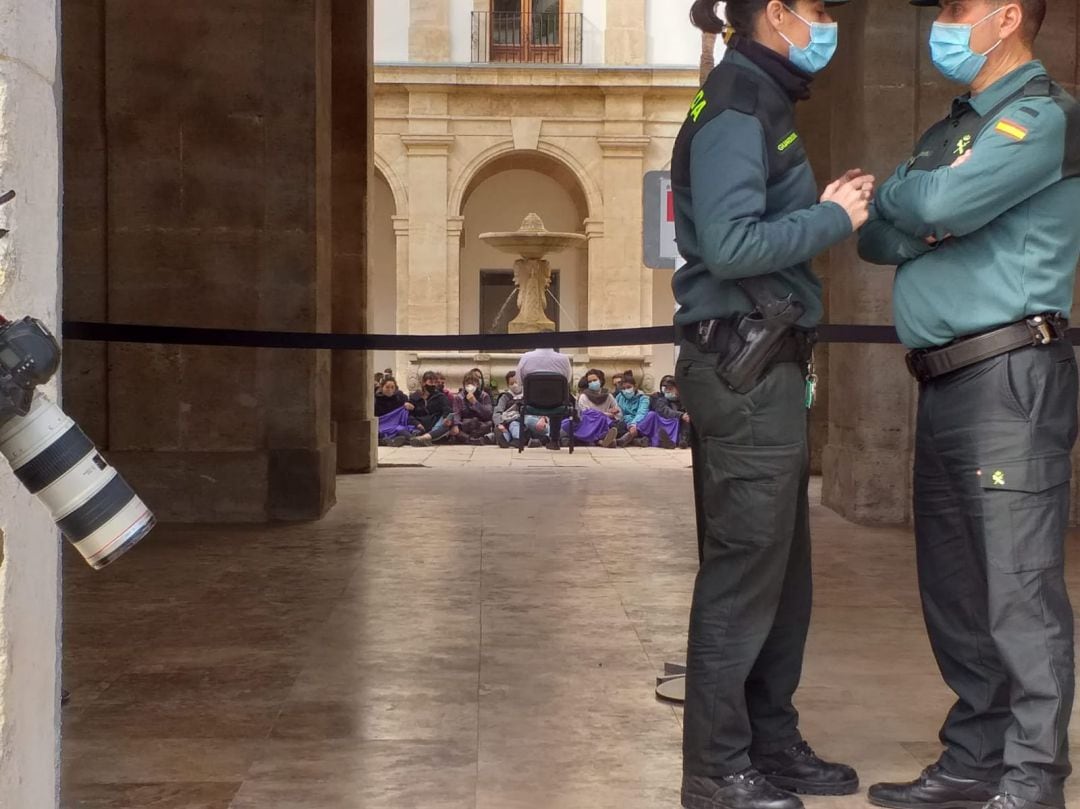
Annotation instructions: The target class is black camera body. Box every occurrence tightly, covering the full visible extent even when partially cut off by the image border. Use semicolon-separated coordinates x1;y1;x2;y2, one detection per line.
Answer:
0;316;62;420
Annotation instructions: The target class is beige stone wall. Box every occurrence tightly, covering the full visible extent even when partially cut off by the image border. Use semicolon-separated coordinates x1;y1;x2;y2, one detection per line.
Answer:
374;65;697;390
0;0;61;802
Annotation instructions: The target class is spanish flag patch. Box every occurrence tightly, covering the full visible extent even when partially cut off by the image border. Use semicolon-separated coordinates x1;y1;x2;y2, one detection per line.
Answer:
995;119;1029;141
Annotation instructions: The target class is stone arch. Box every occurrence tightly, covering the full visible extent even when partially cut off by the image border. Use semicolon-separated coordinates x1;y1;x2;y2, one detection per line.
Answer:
449;140;602;221
374;153;408;215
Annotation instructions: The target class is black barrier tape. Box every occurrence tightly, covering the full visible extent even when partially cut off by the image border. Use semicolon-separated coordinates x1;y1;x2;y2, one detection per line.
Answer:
59;320;1080;351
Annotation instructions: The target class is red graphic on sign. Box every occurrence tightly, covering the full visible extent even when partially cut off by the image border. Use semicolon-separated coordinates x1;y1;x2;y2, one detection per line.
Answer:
667;189;675;223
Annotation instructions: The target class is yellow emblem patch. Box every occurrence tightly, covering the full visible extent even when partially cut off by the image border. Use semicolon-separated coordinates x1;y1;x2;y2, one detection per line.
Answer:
992;470;1006;487
994;119;1029;141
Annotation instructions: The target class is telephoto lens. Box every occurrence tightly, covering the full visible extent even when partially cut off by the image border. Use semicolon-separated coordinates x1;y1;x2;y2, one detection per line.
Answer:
0;392;155;569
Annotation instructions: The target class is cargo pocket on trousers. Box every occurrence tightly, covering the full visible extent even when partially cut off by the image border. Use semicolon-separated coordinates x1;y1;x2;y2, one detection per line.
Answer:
701;437;803;550
979;454;1072;573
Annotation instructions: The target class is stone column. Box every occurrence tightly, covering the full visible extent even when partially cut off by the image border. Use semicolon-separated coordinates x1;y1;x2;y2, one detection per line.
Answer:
591;106;649;369
402;129;454;334
446;215;465;333
821;2;921;524
331;0;378;474
393;214;412;385
0;0;61;803
604;0;646;65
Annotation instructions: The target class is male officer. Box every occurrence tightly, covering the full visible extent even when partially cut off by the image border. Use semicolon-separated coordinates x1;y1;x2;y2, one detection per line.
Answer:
858;3;1080;809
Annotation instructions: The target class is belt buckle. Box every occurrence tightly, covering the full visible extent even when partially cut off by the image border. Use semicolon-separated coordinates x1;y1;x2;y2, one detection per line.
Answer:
1026;315;1056;346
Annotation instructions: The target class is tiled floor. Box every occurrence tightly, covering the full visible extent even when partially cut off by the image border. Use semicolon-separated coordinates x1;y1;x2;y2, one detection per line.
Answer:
60;449;1080;808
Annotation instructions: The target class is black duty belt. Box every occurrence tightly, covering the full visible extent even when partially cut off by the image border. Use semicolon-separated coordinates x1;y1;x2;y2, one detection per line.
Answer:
678;320;816;364
906;313;1068;383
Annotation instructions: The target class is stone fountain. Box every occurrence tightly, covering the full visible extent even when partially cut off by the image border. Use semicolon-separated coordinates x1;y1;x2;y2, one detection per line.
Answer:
480;213;586;334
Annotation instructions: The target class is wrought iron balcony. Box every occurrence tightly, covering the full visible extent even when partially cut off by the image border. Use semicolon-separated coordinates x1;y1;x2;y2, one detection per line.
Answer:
471;11;583;65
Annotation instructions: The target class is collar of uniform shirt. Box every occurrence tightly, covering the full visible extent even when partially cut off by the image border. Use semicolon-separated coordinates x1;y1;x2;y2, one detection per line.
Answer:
961;59;1047;116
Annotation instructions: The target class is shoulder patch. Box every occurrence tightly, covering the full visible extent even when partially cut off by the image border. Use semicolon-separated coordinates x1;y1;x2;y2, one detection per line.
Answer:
777;131;799;152
994;118;1029;141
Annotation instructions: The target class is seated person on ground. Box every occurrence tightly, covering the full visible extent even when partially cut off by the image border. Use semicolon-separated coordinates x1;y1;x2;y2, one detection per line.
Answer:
650;375;691;449
573;368;622;448
616;371;679;449
375;377;416;447
451;371;495;445
409;371;454;447
494;370;533;448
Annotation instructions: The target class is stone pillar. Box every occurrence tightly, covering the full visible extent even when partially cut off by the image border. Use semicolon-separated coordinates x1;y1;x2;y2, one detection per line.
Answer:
605;0;646;65
591;101;648;370
0;0;61;803
62;0;340;522
821;1;920;524
393;214;412;385
446;215;464;332
410;0;451;62
331;0;378;474
402;126;453;334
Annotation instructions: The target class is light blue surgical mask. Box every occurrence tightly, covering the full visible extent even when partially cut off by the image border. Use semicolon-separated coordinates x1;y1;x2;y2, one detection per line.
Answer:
779;10;838;75
929;7;1005;85
665;391;678;401
588;380;602;392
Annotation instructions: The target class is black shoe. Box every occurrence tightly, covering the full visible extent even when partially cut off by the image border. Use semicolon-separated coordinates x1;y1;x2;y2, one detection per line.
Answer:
389;435;409;448
682;770;804;809
528;439;543;449
868;764;998;809
546;442;561;451
752;741;858;797
983;795;1062;809
659;429;677;449
617;431;635;447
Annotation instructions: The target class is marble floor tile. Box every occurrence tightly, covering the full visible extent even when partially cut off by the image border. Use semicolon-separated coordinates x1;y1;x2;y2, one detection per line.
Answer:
60;464;1080;808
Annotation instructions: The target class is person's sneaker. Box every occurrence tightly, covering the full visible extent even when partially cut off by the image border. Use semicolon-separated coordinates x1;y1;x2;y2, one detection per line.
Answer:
752;741;858;797
528;439;543;449
682;770;804;809
599;427;619;448
508;439;520;450
617;431;635;448
659;429;677;450
678;434;692;450
496;430;510;448
409;435;433;448
867;764;997;809
389;435;409;448
559;436;571;448
633;437;650;448
468;437;484;446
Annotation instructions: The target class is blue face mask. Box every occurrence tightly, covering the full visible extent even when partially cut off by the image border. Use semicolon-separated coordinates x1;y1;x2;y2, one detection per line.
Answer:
664;391;678;401
929;8;1005;85
588;380;602;392
779;10;838;75
623;388;636;398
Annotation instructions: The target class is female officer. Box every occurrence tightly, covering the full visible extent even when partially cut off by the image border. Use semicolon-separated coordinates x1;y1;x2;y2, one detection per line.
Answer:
673;3;872;809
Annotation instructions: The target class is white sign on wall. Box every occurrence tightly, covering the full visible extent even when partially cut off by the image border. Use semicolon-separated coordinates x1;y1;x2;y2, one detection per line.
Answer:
643;171;678;270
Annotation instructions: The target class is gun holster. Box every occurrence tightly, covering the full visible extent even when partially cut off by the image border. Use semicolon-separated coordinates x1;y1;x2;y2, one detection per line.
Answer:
716;278;805;395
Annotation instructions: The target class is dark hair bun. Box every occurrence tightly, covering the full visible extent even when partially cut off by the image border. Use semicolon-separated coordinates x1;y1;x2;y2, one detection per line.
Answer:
689;0;726;35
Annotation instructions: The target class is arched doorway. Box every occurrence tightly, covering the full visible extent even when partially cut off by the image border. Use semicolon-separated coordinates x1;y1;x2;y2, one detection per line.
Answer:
458;151;590;337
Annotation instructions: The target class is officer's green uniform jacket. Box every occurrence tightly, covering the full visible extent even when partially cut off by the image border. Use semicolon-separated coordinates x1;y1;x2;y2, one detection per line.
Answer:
671;49;852;329
859;60;1080;349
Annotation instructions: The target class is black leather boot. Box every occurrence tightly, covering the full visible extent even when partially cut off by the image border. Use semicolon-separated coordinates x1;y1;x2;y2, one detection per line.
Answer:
751;741;859;796
682;770;804;809
867;764;998;809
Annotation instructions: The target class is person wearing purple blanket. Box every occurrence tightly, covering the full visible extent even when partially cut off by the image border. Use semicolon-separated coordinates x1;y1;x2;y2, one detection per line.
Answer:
616;372;678;449
375;377;417;447
651;375;692;449
562;369;621;448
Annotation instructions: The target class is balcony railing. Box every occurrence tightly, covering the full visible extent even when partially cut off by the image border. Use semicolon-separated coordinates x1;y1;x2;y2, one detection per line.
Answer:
471;12;583;65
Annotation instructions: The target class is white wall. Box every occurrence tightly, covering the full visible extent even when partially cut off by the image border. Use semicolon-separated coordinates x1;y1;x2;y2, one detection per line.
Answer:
646;0;708;66
460;169;589;335
449;0;473;63
0;0;62;805
375;0;411;63
582;0;606;65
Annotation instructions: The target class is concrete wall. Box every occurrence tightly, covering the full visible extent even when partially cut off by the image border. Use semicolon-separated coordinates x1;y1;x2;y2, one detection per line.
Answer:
0;0;62;803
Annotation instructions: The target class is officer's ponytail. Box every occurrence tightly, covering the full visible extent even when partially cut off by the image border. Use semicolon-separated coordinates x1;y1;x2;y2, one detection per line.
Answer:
689;0;726;35
690;0;796;38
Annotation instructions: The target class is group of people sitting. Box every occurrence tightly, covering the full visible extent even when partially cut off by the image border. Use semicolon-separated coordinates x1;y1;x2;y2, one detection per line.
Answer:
374;353;691;451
